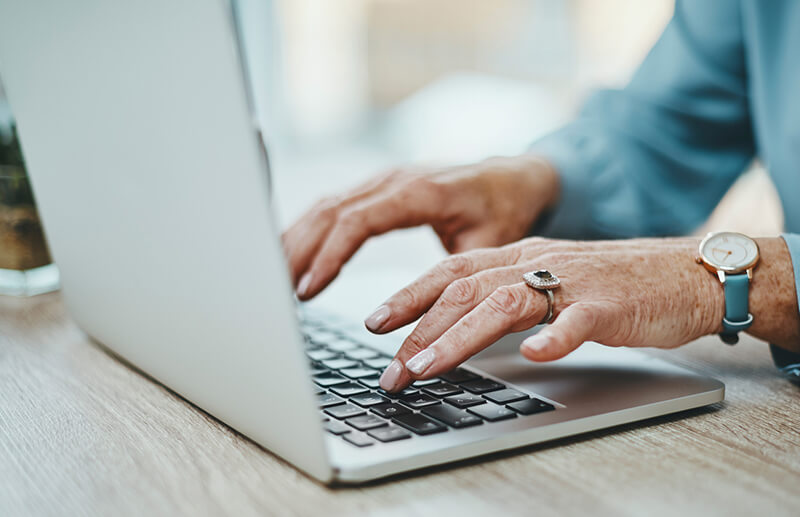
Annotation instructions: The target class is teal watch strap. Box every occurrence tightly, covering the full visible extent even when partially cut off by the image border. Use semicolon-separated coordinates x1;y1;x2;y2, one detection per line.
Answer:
720;273;753;344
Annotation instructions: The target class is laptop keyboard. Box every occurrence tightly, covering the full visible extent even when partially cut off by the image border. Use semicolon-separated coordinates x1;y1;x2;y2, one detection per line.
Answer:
302;319;556;448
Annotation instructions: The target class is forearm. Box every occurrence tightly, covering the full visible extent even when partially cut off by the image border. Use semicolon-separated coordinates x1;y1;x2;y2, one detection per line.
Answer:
745;237;800;351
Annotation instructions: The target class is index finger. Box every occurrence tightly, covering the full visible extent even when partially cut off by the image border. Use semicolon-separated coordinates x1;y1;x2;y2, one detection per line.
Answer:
366;248;517;333
298;183;444;299
401;283;545;381
283;171;402;285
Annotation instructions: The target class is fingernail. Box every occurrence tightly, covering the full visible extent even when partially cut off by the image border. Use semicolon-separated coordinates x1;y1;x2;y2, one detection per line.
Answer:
405;348;436;375
379;359;403;391
297;272;313;297
521;331;551;353
364;305;391;332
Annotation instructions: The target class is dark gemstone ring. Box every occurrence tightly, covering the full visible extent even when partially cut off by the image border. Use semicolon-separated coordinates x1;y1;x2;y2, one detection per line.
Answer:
522;269;561;324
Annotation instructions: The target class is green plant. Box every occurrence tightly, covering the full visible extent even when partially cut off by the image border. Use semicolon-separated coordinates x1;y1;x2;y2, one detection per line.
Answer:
0;124;35;206
0;123;25;167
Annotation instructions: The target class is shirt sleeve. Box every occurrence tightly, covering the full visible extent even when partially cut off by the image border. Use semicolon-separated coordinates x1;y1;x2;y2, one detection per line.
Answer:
782;233;800;325
531;0;755;239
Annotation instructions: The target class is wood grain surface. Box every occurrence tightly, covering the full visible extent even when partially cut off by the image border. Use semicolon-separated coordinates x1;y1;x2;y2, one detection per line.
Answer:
1;292;798;517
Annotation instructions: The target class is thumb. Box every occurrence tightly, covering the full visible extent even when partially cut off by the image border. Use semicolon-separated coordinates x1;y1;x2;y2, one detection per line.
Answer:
519;302;602;361
449;226;504;254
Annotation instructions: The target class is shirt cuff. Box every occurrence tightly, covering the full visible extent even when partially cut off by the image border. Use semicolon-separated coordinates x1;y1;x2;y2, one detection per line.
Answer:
780;233;800;321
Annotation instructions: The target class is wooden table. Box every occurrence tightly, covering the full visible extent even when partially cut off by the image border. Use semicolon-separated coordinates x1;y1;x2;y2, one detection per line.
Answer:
1;292;798;517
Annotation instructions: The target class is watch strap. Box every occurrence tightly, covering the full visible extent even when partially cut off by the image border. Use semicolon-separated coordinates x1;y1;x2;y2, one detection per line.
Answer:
720;273;753;344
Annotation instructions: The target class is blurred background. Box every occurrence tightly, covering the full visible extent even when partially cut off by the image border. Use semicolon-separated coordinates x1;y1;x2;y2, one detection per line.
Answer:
0;0;783;312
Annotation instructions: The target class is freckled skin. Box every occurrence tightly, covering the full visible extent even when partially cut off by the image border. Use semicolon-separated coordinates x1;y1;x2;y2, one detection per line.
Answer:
283;154;800;391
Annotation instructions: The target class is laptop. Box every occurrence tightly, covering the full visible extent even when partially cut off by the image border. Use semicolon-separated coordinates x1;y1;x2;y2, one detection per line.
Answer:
0;0;724;484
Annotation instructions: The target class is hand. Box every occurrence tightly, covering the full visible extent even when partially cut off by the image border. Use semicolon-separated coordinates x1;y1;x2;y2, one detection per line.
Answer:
373;237;728;392
282;155;559;300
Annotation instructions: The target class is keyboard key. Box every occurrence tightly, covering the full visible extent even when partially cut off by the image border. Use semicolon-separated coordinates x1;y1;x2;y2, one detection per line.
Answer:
308;366;327;376
367;425;412;443
461;378;505;394
344;347;380;360
346;414;389;431
318;392;345;408
371;402;411;418
392;413;447;435
399;392;441;408
306;348;338;361
313;387;325;395
322;358;359;370
343;432;374;447
307;330;340;344
328;338;358;352
362;357;392;369
422;404;483;428
340;367;380;379
444;392;486;409
422;382;462;398
483;388;529;404
439;368;481;384
324;403;366;420
412;378;440;387
349;392;389;407
330;382;369;397
358;376;382;389
467;402;517;422
378;388;418;399
507;398;555;415
323;419;351;435
313;373;348;387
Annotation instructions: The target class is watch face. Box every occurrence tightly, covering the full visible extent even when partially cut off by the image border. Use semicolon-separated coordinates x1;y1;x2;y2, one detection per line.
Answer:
700;232;759;273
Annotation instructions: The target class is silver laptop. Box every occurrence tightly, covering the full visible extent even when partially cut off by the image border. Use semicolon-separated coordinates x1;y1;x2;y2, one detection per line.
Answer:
0;0;724;484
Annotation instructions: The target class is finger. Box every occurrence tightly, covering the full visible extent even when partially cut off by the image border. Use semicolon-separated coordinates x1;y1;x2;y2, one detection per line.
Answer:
519;302;603;362
377;266;523;391
365;248;521;333
283;172;400;285
399;283;546;383
297;183;443;300
448;225;507;253
283;204;336;285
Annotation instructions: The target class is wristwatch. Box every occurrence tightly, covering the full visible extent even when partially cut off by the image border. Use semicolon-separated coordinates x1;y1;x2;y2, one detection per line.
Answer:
697;231;760;344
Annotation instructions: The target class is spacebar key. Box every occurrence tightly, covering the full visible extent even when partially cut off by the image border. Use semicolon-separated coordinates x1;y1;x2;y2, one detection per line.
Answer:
392;413;447;435
422;404;483;428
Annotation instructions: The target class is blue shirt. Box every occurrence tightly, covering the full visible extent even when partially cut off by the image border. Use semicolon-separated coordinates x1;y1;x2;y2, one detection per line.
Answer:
531;0;800;349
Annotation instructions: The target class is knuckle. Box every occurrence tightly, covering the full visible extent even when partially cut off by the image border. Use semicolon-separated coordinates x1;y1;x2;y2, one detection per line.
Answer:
439;254;474;278
336;207;366;229
539;251;570;264
393;285;422;311
442;277;482;306
404;173;433;191
486;285;528;318
313;195;340;214
500;243;524;264
402;331;428;355
400;173;445;202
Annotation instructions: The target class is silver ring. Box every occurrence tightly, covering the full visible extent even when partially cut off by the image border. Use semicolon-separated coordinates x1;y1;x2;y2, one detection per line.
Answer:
522;269;561;324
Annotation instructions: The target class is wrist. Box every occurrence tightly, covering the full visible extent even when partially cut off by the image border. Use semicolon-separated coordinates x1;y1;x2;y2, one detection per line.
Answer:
516;154;560;212
693;235;800;350
748;237;800;350
688;240;727;337
468;154;561;235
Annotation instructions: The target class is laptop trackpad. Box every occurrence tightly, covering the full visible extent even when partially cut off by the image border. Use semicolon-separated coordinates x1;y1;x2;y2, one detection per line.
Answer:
468;332;717;413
